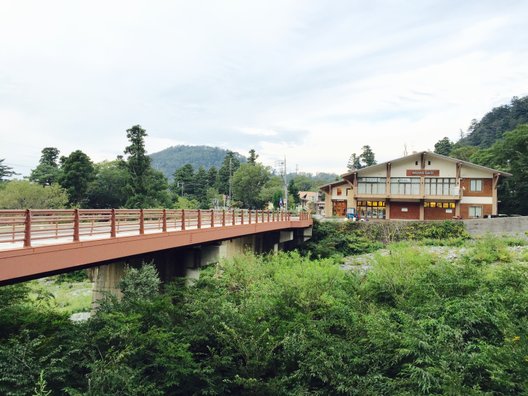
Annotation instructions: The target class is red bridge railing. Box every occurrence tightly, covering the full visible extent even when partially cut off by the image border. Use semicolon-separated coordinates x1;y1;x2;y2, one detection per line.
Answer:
0;209;311;248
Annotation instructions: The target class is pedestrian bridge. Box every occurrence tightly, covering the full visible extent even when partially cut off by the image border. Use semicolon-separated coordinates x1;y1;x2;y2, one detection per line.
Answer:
0;209;312;285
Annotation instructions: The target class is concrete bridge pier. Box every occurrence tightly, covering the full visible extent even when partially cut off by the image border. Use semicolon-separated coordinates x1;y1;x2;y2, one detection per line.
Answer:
90;229;311;309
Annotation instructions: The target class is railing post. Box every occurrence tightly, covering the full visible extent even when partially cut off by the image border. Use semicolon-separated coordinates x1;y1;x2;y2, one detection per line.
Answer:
255;210;258;224
73;209;80;242
232;209;236;225
111;209;116;237
197;210;202;229
267;210;270;222
222;210;226;227
241;210;244;225
181;209;186;230
23;209;31;248
162;209;167;232
139;209;145;235
248;210;252;224
211;209;214;228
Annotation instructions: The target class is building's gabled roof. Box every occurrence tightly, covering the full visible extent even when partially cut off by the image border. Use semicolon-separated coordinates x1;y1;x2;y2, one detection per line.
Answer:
318;179;350;192
341;151;512;178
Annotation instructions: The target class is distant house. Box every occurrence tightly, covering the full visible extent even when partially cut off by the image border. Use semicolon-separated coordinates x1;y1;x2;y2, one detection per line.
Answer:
298;191;324;214
320;151;511;220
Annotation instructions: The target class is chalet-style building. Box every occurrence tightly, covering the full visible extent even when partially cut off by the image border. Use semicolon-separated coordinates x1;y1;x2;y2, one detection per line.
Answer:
319;151;511;220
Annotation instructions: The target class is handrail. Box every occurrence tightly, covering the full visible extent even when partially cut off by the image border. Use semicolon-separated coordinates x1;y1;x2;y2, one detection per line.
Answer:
0;209;311;248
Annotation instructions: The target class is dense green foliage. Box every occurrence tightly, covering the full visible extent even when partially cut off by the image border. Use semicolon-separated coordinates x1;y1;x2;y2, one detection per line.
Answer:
433;95;528;214
302;220;469;258
150;145;246;180
0;180;69;209
459;96;528;148
2;236;528;395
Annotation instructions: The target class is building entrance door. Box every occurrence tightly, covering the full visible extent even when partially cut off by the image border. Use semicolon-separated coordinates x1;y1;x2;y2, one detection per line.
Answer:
333;200;347;217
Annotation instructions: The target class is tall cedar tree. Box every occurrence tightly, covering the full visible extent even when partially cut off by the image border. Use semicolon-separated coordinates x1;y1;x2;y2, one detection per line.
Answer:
360;145;377;167
123;125;171;208
30;147;61;186
217;151;241;195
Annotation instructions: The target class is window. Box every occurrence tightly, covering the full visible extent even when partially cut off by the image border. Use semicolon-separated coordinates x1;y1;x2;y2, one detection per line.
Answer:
336;188;342;196
415;161;419;165
390;177;420;195
357;177;386;195
470;179;482;192
425;178;457;196
469;206;482;218
357;200;386;219
427;160;431;165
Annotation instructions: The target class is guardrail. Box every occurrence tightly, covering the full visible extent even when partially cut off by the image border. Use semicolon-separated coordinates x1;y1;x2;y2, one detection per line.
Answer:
0;209;311;248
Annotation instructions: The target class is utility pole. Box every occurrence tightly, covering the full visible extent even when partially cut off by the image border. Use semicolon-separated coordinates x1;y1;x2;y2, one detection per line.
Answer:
177;181;184;196
275;157;288;210
228;157;233;208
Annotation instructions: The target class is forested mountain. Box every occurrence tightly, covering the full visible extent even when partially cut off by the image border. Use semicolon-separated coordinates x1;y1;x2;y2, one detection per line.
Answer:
434;95;528;215
459;95;528;148
150;145;246;180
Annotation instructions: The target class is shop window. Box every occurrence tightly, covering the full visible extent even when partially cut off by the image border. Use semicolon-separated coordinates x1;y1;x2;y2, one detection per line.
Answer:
469;206;482;218
470;179;482;192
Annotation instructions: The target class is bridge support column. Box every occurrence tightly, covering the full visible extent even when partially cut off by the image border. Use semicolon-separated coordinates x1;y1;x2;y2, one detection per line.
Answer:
91;261;127;311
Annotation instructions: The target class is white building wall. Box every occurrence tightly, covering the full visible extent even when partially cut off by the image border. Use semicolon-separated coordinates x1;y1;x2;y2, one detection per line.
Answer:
460;166;495;178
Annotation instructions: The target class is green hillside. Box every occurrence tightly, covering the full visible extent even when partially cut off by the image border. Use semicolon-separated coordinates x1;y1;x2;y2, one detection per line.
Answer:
459;95;528;148
150;145;246;180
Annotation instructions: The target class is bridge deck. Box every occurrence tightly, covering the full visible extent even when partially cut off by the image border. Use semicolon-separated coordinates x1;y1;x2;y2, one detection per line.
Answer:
0;209;312;284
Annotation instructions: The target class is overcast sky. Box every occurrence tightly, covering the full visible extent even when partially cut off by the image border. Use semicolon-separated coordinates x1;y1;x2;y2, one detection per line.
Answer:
1;1;527;176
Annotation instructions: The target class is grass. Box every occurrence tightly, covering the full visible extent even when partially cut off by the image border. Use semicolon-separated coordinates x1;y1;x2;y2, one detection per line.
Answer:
28;276;92;314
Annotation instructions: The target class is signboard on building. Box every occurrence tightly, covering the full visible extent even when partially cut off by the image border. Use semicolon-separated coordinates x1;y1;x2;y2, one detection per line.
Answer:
406;169;440;176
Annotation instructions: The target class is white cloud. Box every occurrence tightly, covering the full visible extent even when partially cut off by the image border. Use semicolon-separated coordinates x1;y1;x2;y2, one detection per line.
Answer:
1;1;527;176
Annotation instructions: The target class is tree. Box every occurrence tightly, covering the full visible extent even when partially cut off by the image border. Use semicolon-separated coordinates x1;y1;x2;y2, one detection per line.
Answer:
193;166;209;208
0;181;68;209
360;145;377;167
172;164;195;198
259;176;284;208
0;159;16;182
217;151;241;196
85;161;129;208
123;125;170;208
288;179;300;206
248;149;259;165
232;163;271;208
30;147;62;186
470;124;528;215
433;137;454;156
59;150;95;206
347;153;362;171
449;145;480;162
207;166;218;188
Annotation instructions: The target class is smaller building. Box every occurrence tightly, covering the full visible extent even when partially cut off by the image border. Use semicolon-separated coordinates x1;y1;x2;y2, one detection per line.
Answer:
319;180;353;217
298;191;324;214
